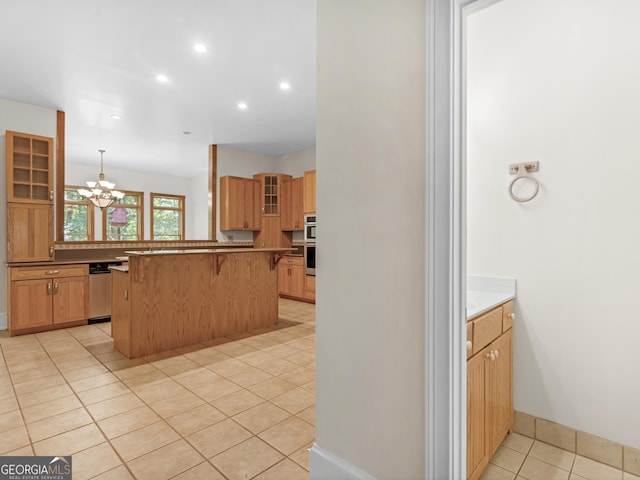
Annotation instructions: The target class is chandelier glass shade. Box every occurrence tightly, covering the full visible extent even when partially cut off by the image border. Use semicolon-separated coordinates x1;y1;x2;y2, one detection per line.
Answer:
77;149;125;209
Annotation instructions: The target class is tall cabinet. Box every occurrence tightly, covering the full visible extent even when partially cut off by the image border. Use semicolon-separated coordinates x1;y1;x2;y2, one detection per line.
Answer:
253;173;292;248
6;131;54;262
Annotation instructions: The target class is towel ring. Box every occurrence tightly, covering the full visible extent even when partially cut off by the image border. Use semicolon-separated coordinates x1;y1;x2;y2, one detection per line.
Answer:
508;163;539;202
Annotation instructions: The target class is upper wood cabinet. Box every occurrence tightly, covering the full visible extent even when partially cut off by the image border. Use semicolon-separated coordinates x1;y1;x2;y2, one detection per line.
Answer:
6;131;54;204
219;176;261;230
303;169;316;214
281;177;304;231
253;173;292;216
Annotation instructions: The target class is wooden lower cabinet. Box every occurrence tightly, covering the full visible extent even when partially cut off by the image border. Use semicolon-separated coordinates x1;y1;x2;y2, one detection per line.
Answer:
467;303;513;480
9;264;89;335
304;274;315;301
277;256;315;303
278;259;305;298
111;269;131;358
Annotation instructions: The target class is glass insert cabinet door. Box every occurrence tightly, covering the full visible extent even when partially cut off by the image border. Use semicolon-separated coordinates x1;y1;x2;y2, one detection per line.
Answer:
264;174;278;215
254;174;280;215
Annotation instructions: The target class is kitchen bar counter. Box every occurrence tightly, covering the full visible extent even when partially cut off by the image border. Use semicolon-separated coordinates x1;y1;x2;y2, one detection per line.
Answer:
111;248;290;358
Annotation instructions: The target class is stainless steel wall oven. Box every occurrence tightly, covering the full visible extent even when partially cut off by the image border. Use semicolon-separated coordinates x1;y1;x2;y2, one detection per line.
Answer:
304;244;316;276
304;214;316;243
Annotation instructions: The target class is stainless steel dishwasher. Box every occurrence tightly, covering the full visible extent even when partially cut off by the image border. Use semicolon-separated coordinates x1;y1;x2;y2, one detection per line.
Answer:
89;262;121;322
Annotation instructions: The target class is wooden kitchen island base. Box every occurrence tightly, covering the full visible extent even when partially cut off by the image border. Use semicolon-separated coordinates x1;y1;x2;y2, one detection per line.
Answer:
111;249;287;358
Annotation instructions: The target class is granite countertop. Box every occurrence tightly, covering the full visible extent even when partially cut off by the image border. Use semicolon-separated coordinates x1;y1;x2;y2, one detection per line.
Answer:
125;247;294;256
467;275;516;320
7;258;124;267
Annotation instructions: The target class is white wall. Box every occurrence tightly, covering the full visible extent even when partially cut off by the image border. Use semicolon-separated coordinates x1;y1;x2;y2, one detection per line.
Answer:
278;147;316;177
66;163;203;240
314;1;426;478
0;99;58;329
467;0;640;448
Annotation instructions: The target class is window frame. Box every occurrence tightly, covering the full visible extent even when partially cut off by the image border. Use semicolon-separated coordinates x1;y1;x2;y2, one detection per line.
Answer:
63;185;95;241
101;190;145;241
150;192;186;241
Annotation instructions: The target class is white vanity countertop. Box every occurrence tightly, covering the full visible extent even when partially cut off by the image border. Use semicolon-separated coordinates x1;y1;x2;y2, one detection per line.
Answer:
467;275;516;320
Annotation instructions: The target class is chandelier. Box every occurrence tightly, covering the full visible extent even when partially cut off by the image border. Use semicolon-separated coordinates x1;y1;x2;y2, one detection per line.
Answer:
78;149;125;209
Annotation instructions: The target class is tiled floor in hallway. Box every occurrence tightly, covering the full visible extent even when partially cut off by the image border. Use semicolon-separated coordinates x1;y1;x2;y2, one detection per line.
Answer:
0;298;315;480
482;432;640;480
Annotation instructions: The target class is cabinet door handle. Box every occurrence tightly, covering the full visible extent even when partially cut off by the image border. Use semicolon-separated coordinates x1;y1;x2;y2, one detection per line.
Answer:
486;351;496;361
49;246;54;257
45;270;60;275
509;313;515;320
47;282;52;295
54;281;59;294
124;288;128;300
493;349;499;359
466;341;472;353
49;190;54;201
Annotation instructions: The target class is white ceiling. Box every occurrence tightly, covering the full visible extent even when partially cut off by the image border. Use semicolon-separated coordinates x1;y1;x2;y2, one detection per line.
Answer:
0;0;316;177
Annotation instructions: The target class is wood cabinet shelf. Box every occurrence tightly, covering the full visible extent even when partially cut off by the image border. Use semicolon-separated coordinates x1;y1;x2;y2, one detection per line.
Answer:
6;131;54;204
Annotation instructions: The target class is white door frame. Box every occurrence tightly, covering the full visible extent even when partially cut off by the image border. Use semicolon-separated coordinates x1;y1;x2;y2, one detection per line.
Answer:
427;0;496;478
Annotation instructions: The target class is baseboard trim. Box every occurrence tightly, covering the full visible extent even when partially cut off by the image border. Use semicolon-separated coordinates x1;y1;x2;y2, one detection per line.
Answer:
0;313;7;331
309;444;377;480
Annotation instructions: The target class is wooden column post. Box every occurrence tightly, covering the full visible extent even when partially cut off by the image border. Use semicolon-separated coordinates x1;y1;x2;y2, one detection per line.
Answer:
55;110;65;242
208;144;217;241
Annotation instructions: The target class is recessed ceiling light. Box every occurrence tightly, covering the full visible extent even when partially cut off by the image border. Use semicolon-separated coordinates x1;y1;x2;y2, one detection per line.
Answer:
194;44;207;53
111;114;121;120
237;102;248;110
156;74;169;83
279;82;291;91
183;131;192;135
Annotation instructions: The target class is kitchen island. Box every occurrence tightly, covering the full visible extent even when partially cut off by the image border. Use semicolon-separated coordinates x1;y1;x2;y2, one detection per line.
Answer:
110;248;291;358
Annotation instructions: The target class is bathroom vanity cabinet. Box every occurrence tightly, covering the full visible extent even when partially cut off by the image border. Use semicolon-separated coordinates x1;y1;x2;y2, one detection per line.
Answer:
467;300;514;480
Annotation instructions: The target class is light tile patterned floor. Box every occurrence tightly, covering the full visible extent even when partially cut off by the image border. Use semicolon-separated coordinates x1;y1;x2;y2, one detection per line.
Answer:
483;432;640;480
0;298;315;480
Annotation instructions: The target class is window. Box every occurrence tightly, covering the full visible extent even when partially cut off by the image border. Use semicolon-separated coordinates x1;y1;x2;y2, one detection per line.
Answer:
151;193;185;240
102;191;144;241
63;187;94;241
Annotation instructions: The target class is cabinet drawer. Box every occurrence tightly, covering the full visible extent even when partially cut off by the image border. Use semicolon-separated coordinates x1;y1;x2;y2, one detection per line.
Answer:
281;256;303;266
472;306;503;355
502;300;514;331
10;264;89;281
